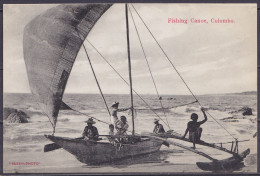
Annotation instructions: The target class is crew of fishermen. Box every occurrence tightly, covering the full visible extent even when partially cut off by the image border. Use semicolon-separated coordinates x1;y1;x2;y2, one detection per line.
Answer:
82;101;208;149
83;102;130;142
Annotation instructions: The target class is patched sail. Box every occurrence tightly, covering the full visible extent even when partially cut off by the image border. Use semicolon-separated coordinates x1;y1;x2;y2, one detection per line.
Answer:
23;4;112;128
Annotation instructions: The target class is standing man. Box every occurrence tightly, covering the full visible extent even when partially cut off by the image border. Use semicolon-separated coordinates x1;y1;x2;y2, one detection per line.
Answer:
82;118;99;141
111;102;130;125
153;119;165;134
182;107;207;149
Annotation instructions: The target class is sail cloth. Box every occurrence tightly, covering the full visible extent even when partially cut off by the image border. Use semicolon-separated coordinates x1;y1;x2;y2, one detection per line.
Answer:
23;4;112;128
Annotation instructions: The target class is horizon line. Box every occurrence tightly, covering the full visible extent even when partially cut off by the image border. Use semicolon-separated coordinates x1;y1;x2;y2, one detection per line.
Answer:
3;90;257;96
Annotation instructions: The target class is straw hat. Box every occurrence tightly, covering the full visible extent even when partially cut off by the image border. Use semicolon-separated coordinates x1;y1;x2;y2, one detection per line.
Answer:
84;118;96;124
111;102;119;108
154;118;159;123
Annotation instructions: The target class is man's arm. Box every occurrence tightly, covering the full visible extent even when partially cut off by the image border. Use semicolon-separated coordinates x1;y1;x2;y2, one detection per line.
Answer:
199;108;207;125
117;107;131;112
94;127;99;138
121;124;129;134
115;120;120;130
82;126;88;137
182;123;190;138
153;126;157;133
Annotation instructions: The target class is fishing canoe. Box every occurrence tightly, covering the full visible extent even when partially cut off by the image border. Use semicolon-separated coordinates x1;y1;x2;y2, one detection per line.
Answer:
45;135;164;164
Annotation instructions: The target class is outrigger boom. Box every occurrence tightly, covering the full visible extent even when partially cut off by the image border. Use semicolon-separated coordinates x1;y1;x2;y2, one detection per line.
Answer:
155;132;250;155
147;132;250;171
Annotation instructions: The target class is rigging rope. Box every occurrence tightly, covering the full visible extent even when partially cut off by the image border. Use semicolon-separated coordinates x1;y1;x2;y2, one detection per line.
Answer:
130;4;236;140
135;100;198;110
85;39;169;128
70;107;110;125
128;6;171;130
76;29;111;118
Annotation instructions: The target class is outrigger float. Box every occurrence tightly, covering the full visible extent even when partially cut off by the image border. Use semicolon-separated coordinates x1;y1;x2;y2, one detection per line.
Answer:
23;3;250;171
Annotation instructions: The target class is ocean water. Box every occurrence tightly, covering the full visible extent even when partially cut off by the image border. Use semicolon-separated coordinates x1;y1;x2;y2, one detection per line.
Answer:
3;93;257;173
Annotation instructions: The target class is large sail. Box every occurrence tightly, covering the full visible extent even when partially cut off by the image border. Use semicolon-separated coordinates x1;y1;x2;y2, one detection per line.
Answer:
23;4;112;128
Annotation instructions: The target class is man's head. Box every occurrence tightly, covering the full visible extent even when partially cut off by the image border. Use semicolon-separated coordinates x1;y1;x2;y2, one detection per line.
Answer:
191;113;198;122
154;119;159;125
121;116;127;123
111;102;119;109
109;124;114;131
85;118;96;126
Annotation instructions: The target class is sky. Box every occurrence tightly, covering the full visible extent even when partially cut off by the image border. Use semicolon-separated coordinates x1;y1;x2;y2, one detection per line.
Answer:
3;3;257;95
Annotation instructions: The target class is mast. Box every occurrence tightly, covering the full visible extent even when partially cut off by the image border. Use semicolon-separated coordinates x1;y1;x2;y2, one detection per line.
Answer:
125;4;135;135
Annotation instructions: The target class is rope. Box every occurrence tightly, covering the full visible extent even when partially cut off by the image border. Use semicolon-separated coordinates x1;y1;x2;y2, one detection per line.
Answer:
128;6;170;130
70;107;110;125
135;100;198;110
212;139;249;145
130;4;236;140
85;39;169;128
76;30;111;118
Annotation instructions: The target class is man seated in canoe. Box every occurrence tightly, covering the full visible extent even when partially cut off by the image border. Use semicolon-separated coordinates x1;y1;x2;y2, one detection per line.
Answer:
111;102;131;125
115;116;141;144
115;115;129;136
182;107;207;149
153;119;165;134
115;115;130;144
82;118;99;141
108;124;117;144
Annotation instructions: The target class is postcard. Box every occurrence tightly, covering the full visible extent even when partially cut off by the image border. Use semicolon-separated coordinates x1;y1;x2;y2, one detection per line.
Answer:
3;3;257;173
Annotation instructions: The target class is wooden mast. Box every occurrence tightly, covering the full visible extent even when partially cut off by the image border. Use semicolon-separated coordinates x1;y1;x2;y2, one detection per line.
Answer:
125;4;135;135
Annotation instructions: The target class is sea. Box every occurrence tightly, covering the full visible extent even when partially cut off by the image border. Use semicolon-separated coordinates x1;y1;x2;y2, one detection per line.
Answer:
3;93;257;173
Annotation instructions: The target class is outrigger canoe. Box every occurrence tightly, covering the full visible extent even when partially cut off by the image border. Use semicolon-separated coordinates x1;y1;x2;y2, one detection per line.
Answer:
45;135;164;164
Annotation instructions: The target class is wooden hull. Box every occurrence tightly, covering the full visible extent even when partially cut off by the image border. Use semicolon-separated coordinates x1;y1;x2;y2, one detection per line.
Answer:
45;135;164;164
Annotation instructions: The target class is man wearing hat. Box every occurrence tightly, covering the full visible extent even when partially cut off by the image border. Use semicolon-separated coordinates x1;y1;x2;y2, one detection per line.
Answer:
182;107;207;149
111;102;131;125
82;118;99;141
153;119;165;134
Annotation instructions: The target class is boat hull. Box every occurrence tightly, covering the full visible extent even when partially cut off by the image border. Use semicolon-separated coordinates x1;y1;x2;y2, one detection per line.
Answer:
45;135;164;164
